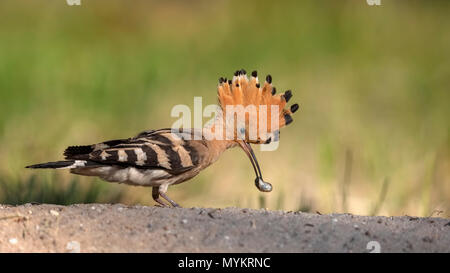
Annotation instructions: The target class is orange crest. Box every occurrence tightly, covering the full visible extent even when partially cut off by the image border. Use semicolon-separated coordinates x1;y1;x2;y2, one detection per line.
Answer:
216;69;299;144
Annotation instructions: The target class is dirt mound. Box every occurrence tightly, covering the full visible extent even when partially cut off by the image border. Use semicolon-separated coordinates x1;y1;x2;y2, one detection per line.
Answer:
0;204;448;252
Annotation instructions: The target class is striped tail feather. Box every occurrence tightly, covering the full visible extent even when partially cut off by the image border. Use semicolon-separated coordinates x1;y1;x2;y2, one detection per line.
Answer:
25;160;100;169
63;139;128;159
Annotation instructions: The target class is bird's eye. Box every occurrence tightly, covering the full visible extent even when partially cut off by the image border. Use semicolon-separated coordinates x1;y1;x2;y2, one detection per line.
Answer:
239;127;246;135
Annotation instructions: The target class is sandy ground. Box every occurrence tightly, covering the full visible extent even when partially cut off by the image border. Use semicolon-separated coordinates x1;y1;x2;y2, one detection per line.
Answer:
0;203;449;253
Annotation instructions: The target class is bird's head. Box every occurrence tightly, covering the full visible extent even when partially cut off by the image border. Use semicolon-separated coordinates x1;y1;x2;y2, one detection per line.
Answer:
214;69;299;192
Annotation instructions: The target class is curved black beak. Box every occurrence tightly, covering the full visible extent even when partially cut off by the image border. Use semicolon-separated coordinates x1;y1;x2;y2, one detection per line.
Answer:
237;141;273;192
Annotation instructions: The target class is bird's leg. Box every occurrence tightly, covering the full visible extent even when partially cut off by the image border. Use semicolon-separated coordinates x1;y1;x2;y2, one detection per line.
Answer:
159;191;181;208
152;187;170;207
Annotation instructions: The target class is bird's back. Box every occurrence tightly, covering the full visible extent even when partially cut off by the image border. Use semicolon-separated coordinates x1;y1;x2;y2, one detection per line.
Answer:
57;128;212;187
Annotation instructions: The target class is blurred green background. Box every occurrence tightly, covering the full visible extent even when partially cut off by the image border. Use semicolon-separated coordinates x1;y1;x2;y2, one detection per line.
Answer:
0;0;448;217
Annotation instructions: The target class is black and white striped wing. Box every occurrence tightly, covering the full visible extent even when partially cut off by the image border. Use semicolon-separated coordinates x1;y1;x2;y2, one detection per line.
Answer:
65;129;202;174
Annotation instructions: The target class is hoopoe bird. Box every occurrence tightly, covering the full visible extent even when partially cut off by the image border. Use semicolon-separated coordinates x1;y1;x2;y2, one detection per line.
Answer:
26;69;299;207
